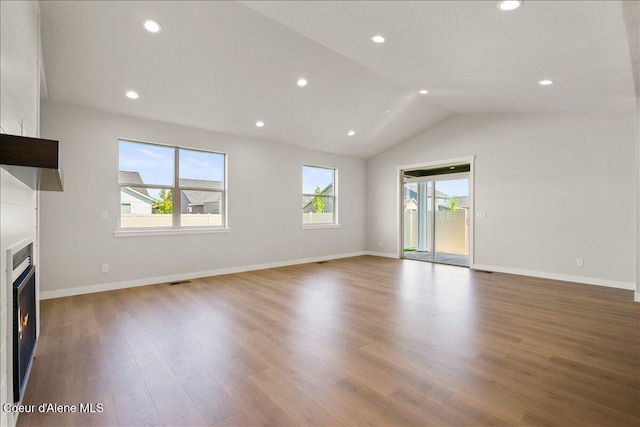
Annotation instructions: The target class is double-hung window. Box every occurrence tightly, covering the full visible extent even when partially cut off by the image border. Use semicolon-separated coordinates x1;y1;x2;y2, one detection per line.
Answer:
118;139;226;229
302;165;337;225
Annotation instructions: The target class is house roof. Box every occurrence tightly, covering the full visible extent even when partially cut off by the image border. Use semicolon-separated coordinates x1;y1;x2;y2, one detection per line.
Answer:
404;198;417;208
179;179;224;191
183;190;221;206
119;174;223;204
119;171;149;196
404;185;449;199
121;187;154;203
180;179;223;205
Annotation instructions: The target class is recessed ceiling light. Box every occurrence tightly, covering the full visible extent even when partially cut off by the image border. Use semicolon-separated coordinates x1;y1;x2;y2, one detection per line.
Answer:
538;79;553;86
126;90;139;99
297;78;308;87
372;35;385;43
497;1;522;11
384;109;392;114
450;166;456;170
348;130;356;136
256;121;265;127
143;19;162;33
419;89;429;94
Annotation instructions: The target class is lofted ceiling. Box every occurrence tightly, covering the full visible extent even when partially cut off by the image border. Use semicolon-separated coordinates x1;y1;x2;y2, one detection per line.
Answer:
39;1;637;159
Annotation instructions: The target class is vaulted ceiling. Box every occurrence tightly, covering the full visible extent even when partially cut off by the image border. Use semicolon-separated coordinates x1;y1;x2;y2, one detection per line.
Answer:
40;1;638;159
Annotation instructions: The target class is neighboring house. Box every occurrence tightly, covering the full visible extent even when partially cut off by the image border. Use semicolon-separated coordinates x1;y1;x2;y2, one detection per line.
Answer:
404;186;418;201
180;178;223;214
302;183;334;213
455;195;469;210
119;171;154;214
119;172;223;214
404;183;455;211
435;191;449;210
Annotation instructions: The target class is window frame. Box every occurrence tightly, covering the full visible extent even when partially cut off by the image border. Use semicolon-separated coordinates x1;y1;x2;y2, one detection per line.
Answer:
301;164;338;228
117;138;228;233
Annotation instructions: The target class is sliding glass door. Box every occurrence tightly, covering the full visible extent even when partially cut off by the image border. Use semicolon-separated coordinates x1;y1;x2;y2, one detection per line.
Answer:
403;166;470;266
433;178;469;265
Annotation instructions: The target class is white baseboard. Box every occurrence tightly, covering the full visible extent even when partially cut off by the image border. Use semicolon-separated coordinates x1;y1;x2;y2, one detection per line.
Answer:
40;251;368;300
39;253;636;299
472;263;635;291
366;251;399;259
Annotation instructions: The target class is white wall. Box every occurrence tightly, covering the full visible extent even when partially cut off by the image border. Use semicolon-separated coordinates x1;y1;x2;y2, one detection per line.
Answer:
39;102;366;298
367;112;637;289
636;96;640;301
0;1;41;425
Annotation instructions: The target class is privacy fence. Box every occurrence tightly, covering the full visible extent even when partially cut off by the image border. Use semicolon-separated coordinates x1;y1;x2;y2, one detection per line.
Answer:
121;214;223;227
121;212;333;227
404;210;469;255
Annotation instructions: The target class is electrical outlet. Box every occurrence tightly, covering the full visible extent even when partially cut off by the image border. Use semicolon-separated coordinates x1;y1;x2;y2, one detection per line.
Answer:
101;264;109;273
576;258;583;267
296;246;301;252
101;210;109;220
379;241;383;247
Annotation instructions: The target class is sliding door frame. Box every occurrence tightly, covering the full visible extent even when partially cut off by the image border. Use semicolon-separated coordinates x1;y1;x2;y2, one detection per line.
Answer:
398;155;476;267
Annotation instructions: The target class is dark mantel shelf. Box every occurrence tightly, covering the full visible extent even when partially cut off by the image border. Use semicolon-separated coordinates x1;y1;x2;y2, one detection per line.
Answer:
0;134;63;191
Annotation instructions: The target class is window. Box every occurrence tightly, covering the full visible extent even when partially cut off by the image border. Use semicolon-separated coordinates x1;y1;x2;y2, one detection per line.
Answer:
118;139;226;229
302;165;337;225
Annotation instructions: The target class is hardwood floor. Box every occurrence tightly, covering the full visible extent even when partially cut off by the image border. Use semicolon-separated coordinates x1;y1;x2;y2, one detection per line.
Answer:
16;256;640;426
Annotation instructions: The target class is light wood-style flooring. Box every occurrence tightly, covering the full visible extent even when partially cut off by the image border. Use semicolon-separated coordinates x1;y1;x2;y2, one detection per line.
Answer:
17;256;640;426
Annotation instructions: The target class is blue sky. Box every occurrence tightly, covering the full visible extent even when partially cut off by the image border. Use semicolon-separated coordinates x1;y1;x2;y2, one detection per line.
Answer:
119;140;224;198
179;148;224;181
119;141;174;186
302;166;334;194
435;179;469;197
120;142;333;201
120;141;466;202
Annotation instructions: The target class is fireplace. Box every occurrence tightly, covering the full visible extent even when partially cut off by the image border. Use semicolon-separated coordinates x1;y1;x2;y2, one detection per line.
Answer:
10;241;37;403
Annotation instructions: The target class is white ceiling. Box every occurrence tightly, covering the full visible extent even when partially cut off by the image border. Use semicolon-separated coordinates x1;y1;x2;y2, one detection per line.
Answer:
40;1;637;159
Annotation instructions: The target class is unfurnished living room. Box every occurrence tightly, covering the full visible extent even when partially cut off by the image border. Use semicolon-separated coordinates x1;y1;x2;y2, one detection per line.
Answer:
1;1;639;426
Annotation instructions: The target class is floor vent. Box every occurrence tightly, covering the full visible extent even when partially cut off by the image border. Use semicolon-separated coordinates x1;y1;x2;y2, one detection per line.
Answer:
170;280;191;285
317;261;329;264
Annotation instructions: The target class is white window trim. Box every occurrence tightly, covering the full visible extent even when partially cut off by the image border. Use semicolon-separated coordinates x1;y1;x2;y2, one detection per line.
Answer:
118;138;228;233
302;164;338;227
114;227;230;237
397;155;476;265
301;224;340;230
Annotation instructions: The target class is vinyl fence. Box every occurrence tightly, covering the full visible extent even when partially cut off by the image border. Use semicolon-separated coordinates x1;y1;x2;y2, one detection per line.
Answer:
302;212;334;224
121;213;332;227
404;210;468;255
121;213;223;227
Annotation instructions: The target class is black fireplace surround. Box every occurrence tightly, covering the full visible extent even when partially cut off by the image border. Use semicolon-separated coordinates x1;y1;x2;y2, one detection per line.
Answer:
12;244;37;403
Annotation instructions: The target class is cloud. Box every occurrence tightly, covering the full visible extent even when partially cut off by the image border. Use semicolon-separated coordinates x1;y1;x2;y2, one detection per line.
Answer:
119;141;225;184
